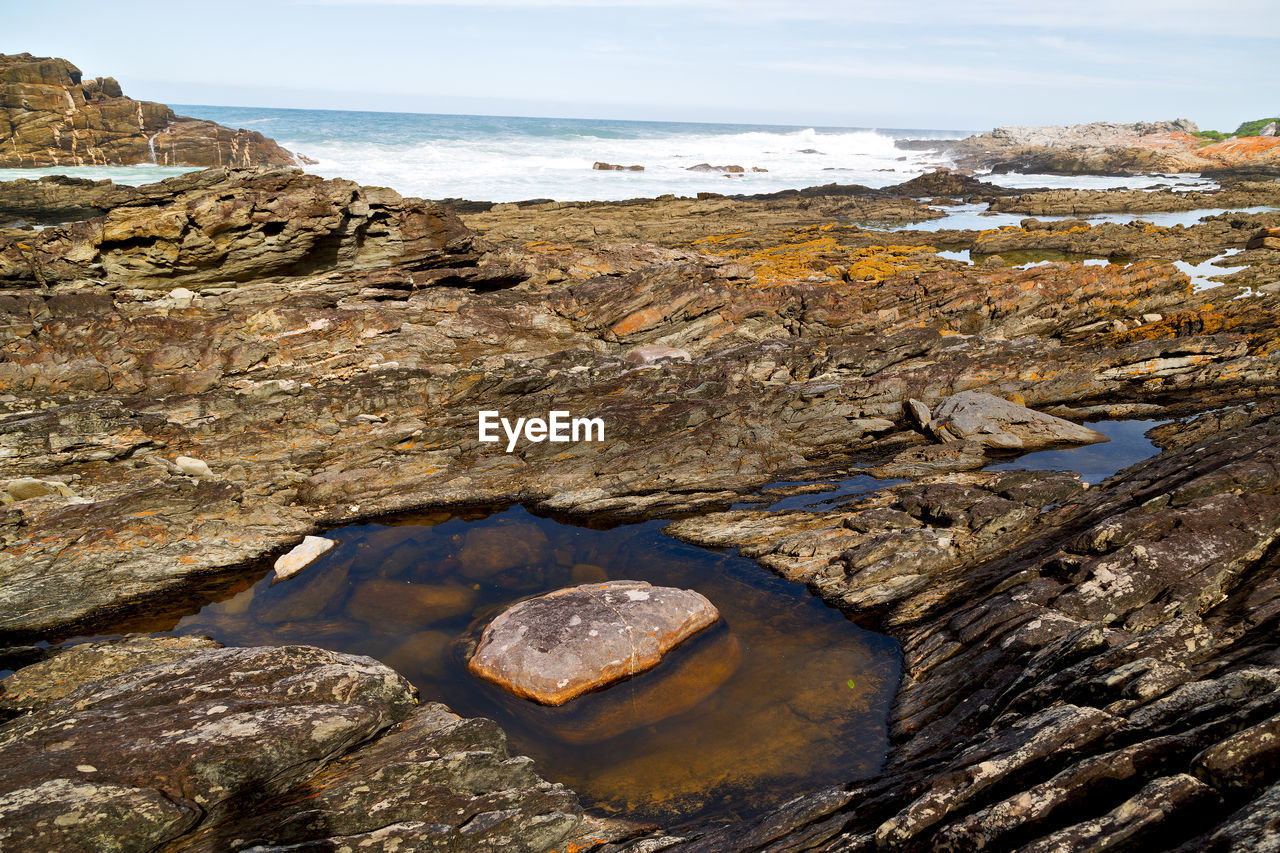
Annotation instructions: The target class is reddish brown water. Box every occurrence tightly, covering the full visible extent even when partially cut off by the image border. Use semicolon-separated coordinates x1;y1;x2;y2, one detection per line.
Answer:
168;507;902;825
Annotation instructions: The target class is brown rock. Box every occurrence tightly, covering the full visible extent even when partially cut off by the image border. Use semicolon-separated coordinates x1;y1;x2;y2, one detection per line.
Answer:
346;579;479;630
468;580;721;705
0;52;298;168
593;162;644;171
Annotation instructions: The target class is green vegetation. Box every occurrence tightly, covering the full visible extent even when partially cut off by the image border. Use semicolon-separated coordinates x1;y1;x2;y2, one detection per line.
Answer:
1234;117;1280;136
1191;117;1279;143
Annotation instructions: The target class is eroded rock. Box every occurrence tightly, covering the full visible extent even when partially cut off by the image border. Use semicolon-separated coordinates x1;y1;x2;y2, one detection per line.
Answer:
929;390;1110;449
468;580;721;705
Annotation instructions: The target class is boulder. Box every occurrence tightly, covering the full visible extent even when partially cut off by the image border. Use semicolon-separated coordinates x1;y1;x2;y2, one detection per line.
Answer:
593;162;644;171
929;390;1109;450
468;580;721;705
272;535;337;580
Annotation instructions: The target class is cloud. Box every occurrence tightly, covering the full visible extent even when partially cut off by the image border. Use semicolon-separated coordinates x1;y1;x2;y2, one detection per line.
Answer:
295;0;1278;37
748;58;1214;92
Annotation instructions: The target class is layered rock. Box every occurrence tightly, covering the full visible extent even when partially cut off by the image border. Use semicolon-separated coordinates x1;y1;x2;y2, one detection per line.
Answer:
0;53;298;168
0;640;584;852
0;167;496;288
0;165;1279;849
656;407;1280;851
468;580;721;704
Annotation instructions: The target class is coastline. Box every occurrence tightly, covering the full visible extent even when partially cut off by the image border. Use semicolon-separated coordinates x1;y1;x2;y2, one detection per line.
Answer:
3;52;1280;853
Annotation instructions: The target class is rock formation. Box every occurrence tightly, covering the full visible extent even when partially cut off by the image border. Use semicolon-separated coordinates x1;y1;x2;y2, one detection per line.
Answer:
468;580;720;704
0;164;1278;849
927;390;1110;449
909;119;1280;175
0;53;299;168
0;640;585;852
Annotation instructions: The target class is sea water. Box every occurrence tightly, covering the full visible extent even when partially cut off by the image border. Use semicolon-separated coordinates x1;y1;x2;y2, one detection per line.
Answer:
0;106;1270;219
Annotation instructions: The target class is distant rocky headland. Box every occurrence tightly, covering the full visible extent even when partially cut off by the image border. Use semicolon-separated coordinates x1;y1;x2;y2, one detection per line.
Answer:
900;118;1280;175
0;53;301;168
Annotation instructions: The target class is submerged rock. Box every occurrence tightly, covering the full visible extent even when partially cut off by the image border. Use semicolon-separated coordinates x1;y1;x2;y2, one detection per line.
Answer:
272;535;336;581
468;580;721;705
929;390;1109;450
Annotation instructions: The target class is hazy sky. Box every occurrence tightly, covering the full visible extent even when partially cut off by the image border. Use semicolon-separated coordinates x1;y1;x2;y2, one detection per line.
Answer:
4;0;1276;130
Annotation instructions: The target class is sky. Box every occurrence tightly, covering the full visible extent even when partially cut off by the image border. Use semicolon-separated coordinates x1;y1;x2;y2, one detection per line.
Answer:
3;0;1277;130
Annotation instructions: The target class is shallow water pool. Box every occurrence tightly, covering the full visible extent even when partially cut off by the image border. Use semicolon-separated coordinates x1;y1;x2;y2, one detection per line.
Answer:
169;506;902;825
985;418;1169;484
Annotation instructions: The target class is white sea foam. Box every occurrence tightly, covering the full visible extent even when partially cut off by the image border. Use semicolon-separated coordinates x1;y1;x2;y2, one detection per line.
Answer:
283;126;954;202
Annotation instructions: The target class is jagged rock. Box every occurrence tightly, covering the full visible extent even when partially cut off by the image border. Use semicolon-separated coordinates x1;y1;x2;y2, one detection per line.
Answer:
0;643;582;852
468;580;721;705
935;119;1280;174
929;390;1109;449
593;162;644;171
0;52;297;167
0;167;490;289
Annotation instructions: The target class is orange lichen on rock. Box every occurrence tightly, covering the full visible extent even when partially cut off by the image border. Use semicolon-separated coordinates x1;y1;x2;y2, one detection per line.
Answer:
697;234;935;288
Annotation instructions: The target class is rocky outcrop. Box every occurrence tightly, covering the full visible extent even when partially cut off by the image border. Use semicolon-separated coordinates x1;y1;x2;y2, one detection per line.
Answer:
468;580;720;704
0;640;584;852
927;390;1110;449
928;119;1280;175
1;165;1279;849
0;169;1278;641
593;162;644;171
656;407;1280;851
0;167;498;289
0;53;298;168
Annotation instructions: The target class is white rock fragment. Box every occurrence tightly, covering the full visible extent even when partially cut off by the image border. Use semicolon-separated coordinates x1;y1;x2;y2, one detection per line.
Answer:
174;456;213;478
274;536;337;581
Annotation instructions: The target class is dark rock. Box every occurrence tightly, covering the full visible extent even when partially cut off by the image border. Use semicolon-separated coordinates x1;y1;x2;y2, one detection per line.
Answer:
593;162;644;171
0;643;582;852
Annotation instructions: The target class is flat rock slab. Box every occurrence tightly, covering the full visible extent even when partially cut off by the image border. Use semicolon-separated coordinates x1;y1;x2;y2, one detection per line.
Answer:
468;580;721;705
930;390;1109;450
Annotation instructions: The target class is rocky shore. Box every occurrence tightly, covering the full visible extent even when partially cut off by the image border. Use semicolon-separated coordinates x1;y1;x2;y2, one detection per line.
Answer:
0;53;300;168
0;158;1278;850
904;119;1280;175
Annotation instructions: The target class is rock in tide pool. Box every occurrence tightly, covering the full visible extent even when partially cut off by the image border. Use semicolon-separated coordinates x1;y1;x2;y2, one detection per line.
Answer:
929;390;1109;450
273;535;337;581
468;580;721;705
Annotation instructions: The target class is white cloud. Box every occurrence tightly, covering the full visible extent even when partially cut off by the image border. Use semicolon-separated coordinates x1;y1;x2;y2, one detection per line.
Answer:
295;0;1278;37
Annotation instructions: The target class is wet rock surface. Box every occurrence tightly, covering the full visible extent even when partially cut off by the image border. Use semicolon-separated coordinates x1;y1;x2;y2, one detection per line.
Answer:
0;53;298;168
468;580;720;705
0;161;1278;848
0;641;585;852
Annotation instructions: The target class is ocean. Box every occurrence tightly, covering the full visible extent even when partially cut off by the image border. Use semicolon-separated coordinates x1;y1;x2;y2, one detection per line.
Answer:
0;105;1217;204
